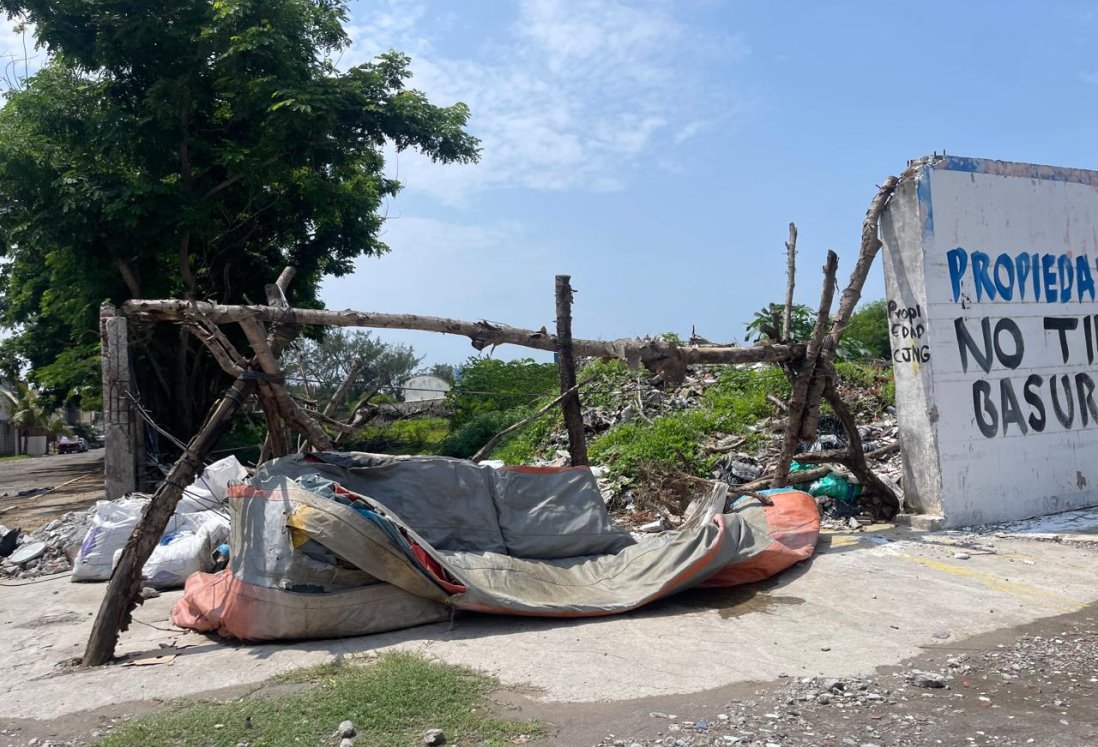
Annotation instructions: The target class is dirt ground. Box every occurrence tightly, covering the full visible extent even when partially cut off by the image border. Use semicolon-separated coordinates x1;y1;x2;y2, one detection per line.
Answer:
4;600;1096;746
0;452;105;531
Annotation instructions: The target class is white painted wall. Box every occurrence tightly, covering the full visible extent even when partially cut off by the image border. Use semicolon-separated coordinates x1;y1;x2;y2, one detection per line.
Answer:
402;375;451;402
882;156;1098;526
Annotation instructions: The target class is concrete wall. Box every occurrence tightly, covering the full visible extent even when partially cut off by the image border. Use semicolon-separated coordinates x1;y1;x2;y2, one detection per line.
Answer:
403;375;451;403
881;155;1098;526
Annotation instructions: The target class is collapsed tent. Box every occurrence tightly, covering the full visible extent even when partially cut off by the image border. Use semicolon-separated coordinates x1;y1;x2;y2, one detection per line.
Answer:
172;453;820;640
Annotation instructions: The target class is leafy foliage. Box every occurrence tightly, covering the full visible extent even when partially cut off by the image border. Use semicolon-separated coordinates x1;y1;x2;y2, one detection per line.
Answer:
0;0;479;435
745;303;815;343
844;299;891;360
447;357;557;429
588;366;790;477
419;362;457;384
435;356;557;459
745;299;889;361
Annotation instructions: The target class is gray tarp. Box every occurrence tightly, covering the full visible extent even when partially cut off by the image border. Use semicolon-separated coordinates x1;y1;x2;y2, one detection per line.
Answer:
173;452;818;640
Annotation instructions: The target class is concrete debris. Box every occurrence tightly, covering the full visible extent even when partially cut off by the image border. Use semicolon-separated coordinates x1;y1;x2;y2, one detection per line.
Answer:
0;509;93;580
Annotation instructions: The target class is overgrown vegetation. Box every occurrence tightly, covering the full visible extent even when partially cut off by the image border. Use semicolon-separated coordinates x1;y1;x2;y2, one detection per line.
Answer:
98;652;539;747
437;356;557;458
588;366;791;478
347;416;450;455
746;300;892;362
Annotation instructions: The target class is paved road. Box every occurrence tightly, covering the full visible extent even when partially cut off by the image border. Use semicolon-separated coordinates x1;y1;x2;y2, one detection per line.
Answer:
0;451;105;530
0;451;103;492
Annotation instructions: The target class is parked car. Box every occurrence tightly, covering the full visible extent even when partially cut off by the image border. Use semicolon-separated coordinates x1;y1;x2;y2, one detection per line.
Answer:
58;435;88;454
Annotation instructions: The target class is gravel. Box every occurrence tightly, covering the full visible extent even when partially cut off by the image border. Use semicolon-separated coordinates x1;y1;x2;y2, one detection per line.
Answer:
593;606;1098;746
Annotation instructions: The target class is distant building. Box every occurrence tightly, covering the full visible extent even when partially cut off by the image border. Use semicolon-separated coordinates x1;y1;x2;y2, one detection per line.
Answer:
402;375;451;402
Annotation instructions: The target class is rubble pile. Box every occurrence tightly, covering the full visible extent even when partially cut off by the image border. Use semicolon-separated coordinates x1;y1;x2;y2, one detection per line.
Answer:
0;508;93;580
526;363;904;525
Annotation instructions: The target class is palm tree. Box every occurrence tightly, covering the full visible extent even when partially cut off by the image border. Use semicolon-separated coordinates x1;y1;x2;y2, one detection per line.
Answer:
11;384;44;455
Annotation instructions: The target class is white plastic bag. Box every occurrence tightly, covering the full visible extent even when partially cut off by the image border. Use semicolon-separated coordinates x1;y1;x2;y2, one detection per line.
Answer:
176;486;221;513
71;497;149;581
141;512;230;590
191;455;248;502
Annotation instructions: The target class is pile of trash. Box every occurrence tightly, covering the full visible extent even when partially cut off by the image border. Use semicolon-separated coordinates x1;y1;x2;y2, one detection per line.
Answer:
0;509;92;579
525;362;904;525
0;456;245;586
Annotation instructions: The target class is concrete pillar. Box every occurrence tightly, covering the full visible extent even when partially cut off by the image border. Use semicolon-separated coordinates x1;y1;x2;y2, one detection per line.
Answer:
880;155;1098;527
101;304;138;498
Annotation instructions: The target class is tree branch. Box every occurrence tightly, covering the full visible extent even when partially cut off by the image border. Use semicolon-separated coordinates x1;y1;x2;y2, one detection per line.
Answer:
782;222;797;341
113;258;142;298
123;300;805;379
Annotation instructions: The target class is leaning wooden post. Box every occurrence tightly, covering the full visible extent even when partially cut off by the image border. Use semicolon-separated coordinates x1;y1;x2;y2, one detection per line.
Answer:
555;275;588;466
773;251;838;486
781;223;798;341
83;271;297;667
100;304;139;499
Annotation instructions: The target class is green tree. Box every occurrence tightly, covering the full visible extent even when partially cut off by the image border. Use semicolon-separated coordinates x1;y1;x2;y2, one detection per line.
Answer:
0;0;478;439
420;362;457;385
438;357;558;458
9;382;69;453
283;330;420;418
447;357;558;428
844;299;891;361
745;301;880;361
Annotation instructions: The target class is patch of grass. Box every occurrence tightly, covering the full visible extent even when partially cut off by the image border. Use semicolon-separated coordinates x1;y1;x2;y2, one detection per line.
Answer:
98;652;539;747
0;454;29;462
493;405;562;464
587;366;793;478
383;417;450;454
589;410;714;476
704;366;790;440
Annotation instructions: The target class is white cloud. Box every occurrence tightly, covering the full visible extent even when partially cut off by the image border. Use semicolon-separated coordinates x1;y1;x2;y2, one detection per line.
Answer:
343;0;749;203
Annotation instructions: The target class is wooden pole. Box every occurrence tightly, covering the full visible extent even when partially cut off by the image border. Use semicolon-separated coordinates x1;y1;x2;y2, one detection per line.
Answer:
826;176;900;351
555;276;588;466
781;222;797;341
83;270;298;667
773;250;838;486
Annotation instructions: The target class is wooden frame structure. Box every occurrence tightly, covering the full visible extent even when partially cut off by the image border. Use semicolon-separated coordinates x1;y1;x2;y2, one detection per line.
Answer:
84;175;904;666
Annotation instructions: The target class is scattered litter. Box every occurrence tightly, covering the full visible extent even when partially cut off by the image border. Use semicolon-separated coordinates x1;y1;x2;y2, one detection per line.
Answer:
8;540;46;565
909;671;947;689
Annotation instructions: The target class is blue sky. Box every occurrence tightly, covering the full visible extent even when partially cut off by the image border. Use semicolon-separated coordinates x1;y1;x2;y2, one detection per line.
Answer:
7;1;1098;367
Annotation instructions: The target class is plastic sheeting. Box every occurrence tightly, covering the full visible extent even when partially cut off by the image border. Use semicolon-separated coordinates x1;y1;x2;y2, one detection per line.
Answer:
173;452;820;640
